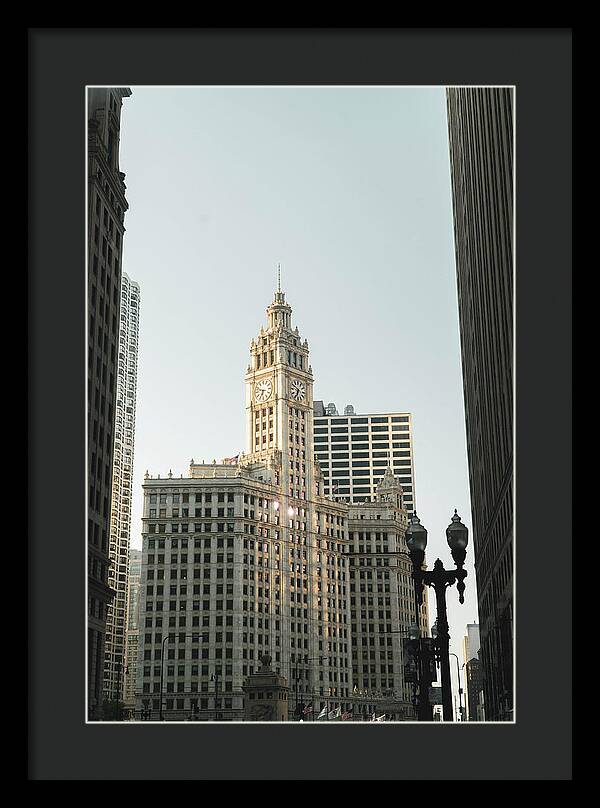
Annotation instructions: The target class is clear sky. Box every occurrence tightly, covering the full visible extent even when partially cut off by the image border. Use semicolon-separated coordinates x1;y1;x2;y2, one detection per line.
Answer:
118;86;478;690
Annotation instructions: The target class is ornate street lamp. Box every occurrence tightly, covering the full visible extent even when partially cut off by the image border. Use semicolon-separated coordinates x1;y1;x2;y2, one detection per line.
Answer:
404;514;432;721
449;653;465;721
408;623;420;641
292;655;324;720
211;672;222;720
159;633;203;721
406;510;469;722
446;510;469;601
406;622;434;721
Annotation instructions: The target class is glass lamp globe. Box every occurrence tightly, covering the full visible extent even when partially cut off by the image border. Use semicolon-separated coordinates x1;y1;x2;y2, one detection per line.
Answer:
406;512;428;553
446;510;469;552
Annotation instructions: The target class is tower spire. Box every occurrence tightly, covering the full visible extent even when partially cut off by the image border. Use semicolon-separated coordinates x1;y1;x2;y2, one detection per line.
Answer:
272;262;286;308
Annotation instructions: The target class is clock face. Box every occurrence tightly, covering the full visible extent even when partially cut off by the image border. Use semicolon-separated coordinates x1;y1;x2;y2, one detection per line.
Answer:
255;378;273;403
290;379;306;402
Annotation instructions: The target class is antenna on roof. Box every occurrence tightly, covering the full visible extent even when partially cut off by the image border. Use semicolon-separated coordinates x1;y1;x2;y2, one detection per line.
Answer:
277;262;281;293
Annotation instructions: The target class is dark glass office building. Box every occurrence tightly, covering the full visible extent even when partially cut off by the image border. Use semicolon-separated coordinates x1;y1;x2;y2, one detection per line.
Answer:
446;87;514;720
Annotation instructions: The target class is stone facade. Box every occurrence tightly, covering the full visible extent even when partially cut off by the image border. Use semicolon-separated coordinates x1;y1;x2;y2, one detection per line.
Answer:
88;87;131;720
135;283;427;720
243;654;289;721
347;467;428;713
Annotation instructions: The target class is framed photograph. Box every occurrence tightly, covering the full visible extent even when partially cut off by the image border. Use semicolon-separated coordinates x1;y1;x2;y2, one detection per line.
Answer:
29;28;572;781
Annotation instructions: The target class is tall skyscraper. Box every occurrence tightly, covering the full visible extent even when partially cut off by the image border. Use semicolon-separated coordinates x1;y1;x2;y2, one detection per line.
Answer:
446;86;514;720
87;87;131;720
103;273;141;707
312;402;416;511
462;622;483;722
462;622;481;669
123;548;142;713
135;282;424;720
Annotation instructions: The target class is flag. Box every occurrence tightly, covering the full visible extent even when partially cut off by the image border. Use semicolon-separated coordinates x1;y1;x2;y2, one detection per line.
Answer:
341;711;353;721
303;704;313;715
328;706;342;720
222;454;240;465
317;705;328;720
375;714;386;722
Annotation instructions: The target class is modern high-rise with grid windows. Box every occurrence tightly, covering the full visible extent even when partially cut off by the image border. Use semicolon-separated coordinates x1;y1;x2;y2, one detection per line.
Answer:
135;280;426;721
312;402;416;513
87;87;131;720
102;274;141;708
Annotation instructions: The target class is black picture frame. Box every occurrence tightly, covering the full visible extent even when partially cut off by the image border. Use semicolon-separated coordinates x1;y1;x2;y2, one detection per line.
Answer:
29;28;572;780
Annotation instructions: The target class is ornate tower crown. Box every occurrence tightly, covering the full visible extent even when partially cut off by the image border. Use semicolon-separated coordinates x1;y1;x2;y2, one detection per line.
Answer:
245;265;314;468
376;465;404;507
267;265;293;332
267;290;292;331
248;265;310;366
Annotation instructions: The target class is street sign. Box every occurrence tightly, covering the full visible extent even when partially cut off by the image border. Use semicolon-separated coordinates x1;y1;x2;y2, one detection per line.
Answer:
402;639;418;683
428;686;443;705
420;637;438;681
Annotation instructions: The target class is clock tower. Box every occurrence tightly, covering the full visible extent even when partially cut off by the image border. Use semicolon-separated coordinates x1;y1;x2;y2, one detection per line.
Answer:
241;274;352;715
245;275;314;509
